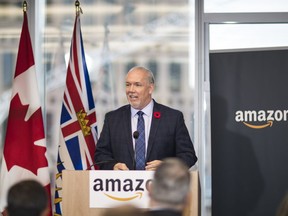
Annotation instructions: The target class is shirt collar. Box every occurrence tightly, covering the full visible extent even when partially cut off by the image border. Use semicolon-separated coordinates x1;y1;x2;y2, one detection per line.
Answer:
131;100;154;117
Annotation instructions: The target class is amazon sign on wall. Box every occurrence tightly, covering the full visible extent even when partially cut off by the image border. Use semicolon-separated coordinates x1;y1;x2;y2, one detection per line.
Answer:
210;49;288;216
89;171;153;208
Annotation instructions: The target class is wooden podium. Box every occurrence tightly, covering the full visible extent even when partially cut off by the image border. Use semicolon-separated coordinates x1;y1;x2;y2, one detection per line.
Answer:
62;170;200;216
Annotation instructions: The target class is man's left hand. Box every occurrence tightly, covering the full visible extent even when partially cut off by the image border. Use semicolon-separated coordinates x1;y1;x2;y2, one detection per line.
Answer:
145;160;162;171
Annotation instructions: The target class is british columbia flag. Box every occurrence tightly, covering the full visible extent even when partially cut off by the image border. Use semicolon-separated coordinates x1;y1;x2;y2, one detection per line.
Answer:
54;13;98;215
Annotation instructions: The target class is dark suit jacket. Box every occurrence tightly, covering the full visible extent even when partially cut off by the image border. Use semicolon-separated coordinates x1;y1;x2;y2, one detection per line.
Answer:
94;100;197;169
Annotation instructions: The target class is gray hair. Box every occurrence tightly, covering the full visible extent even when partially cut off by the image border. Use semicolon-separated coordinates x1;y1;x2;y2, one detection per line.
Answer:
128;66;155;84
150;158;191;205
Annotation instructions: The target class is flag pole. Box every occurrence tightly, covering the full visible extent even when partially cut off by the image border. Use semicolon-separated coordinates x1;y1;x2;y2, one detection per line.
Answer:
75;0;83;15
23;0;27;12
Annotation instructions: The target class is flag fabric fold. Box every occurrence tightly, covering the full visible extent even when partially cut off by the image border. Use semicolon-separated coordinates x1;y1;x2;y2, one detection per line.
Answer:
0;11;51;214
54;13;98;215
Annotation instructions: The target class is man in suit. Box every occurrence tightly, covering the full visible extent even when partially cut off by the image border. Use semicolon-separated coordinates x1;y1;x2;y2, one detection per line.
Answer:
94;66;197;170
144;158;191;216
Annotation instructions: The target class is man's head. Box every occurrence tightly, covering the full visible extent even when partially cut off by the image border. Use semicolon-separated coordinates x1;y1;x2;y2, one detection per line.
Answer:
125;66;155;110
149;158;191;209
6;180;49;216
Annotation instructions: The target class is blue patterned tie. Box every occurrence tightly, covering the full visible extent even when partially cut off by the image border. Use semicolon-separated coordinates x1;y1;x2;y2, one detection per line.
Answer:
135;111;145;170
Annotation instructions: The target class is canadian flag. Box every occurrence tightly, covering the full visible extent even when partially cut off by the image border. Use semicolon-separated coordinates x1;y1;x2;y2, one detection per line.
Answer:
0;11;51;214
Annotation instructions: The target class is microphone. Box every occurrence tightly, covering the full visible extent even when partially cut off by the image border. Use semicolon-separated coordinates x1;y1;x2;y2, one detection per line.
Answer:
86;160;114;170
133;131;139;139
132;131;139;170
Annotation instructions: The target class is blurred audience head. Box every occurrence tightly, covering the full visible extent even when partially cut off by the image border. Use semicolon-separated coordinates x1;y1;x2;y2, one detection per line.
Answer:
148;157;191;210
6;179;49;216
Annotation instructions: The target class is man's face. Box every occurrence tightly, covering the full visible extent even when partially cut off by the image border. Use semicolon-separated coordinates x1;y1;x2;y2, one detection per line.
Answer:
125;69;154;110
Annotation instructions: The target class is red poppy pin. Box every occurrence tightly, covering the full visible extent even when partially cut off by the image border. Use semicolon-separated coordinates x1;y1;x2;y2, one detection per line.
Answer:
154;112;161;119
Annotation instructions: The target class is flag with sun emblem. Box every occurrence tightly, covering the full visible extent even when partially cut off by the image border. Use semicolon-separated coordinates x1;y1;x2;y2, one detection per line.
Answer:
54;12;98;215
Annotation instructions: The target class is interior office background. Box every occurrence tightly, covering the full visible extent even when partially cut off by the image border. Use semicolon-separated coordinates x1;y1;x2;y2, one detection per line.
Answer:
0;0;288;215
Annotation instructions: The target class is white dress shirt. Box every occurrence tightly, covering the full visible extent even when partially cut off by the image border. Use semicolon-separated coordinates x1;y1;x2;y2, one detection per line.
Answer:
130;100;154;156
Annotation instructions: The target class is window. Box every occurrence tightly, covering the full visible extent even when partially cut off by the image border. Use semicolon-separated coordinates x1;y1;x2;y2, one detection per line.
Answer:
147;60;158;81
205;0;288;13
3;53;14;87
169;62;181;92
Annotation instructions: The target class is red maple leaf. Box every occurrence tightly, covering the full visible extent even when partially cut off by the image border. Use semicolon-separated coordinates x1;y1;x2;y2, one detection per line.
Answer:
4;93;48;175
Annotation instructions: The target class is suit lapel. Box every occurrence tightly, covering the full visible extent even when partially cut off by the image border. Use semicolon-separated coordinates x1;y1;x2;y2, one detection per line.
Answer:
146;101;161;159
123;105;134;161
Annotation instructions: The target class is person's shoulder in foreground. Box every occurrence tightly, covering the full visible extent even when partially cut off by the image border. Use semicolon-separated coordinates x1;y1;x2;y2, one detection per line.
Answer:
102;204;144;216
142;209;183;216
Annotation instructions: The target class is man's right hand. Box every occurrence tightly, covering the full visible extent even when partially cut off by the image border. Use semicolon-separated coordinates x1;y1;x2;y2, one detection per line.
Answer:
113;163;129;170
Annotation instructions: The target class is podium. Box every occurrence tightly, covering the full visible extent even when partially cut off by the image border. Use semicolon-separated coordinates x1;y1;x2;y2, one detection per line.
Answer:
62;170;200;216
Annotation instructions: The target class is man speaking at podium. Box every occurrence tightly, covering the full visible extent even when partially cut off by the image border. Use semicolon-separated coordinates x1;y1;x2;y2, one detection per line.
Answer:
94;66;197;170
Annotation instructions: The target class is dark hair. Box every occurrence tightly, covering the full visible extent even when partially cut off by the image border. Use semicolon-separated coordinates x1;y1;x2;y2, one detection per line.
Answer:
7;180;48;216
